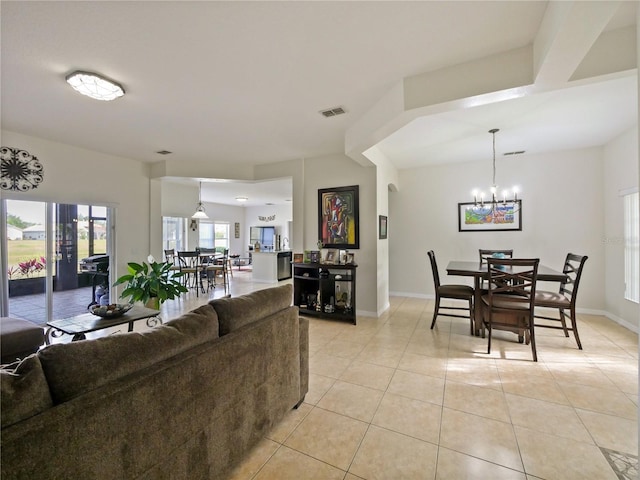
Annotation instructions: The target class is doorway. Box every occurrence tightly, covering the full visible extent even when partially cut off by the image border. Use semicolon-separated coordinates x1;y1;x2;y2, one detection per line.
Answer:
1;199;113;324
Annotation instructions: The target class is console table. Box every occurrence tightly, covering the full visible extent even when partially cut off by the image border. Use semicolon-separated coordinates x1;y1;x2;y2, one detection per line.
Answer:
293;262;357;324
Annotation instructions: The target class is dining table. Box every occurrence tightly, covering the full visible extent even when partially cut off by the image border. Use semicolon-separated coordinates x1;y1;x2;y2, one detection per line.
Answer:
446;260;567;336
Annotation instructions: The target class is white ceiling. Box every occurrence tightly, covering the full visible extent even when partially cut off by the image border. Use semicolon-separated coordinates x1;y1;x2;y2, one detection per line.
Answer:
1;1;637;206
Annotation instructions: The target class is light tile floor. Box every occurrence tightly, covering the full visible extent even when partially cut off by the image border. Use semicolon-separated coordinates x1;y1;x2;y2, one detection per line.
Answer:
37;270;639;479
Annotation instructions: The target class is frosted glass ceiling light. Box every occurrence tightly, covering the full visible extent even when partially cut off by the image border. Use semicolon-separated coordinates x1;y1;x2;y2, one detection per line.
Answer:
192;182;209;219
66;71;125;101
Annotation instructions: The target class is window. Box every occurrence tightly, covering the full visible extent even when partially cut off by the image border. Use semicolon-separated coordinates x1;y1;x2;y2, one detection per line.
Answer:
214;223;229;249
162;217;186;252
198;222;229;250
624;191;639;303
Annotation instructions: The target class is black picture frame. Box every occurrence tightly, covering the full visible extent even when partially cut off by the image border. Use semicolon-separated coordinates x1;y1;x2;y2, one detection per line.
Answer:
457;200;522;232
318;185;360;249
379;215;388;239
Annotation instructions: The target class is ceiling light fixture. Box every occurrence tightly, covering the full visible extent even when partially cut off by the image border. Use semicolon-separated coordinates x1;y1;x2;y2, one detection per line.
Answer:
471;128;521;212
235;197;248;202
66;71;125;101
192;182;208;219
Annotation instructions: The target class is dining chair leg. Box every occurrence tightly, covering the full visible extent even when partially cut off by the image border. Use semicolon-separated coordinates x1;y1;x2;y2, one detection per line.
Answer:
468;297;474;335
568;308;583;350
529;322;538;362
487;321;492;355
558;308;570;337
430;297;440;329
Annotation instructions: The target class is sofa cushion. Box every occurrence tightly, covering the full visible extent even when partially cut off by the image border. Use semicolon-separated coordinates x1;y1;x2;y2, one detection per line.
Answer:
211;284;293;336
38;303;219;404
1;354;53;428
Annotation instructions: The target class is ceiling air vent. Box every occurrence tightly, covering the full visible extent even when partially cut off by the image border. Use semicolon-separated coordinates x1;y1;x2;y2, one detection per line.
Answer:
320;106;346;118
503;150;526;156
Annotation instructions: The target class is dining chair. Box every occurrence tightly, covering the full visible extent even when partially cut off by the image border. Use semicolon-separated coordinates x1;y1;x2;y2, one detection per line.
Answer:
481;257;540;361
205;248;230;293
427;250;474;334
164;249;180;273
534;253;588;349
177;251;201;295
478;249;513;289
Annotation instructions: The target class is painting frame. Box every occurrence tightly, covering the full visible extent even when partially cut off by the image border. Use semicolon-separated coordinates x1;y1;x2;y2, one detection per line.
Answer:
378;215;387;239
458;200;522;232
318;185;360;249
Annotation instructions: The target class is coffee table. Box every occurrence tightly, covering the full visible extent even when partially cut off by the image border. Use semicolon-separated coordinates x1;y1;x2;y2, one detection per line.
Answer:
45;306;161;344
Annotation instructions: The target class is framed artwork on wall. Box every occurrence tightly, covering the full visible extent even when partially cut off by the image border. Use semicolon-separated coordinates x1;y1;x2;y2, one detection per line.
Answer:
458;200;522;232
318;185;360;249
234;222;240;238
379;215;387;239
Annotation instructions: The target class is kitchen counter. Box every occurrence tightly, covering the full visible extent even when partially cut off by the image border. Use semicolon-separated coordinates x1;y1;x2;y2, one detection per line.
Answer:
252;251;292;283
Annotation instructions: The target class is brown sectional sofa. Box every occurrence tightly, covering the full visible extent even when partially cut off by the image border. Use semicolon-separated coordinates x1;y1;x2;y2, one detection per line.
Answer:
1;284;308;480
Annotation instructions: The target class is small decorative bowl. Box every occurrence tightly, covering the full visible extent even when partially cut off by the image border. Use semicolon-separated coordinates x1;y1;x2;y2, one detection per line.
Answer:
89;303;133;318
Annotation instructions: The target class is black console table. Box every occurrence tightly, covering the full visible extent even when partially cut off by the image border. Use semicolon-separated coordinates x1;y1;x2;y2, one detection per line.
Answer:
293;262;357;324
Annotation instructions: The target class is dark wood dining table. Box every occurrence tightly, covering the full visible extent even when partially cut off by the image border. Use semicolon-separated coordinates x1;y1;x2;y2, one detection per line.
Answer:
446;261;567;336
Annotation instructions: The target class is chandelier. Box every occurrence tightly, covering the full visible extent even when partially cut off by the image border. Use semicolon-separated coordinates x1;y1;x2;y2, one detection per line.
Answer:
472;128;520;211
192;181;209;219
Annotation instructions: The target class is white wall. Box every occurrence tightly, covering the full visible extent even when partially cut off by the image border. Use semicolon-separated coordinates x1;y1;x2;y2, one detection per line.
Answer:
243;204;292;253
390;147;606;313
160;181;246;255
302;154;377;316
1;130;150;282
603;127;639;330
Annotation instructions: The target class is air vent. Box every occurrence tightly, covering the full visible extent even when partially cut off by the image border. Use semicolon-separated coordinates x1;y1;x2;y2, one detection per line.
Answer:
320;106;346;118
156;150;172;155
503;151;526;156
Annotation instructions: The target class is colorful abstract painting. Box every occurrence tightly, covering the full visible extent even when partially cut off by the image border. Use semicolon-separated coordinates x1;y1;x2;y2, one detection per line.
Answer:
318;185;359;249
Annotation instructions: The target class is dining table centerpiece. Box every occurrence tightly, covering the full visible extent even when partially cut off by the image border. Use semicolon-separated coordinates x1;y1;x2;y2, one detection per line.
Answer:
114;255;187;309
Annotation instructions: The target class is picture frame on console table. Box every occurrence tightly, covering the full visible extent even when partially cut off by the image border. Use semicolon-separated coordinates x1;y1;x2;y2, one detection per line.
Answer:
318;185;360;249
323;249;337;264
457;200;522;232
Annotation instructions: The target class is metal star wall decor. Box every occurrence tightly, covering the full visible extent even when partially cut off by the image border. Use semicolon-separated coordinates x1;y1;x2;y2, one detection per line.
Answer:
0;147;44;192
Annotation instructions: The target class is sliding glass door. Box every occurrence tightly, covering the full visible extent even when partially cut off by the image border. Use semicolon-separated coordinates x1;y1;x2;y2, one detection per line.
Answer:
2;199;113;324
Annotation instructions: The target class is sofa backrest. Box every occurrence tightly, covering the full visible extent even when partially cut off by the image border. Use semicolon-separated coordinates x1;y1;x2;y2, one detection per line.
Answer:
210;283;293;336
38;303;219;404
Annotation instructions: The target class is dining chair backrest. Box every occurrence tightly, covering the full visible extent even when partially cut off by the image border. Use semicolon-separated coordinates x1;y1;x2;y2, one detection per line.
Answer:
197;247;216;264
558;253;588;306
479;249;514;265
177;250;199;268
486;257;539;312
164;249;175;264
427;250;441;289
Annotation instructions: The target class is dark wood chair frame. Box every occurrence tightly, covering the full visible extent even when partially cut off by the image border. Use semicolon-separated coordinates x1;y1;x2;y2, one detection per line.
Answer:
534;253;588;350
482;257;540;361
479;249;514;289
428;250;474;334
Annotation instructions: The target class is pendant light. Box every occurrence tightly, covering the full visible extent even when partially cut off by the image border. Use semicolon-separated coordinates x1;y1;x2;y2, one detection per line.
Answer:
192;181;208;219
472;128;520;209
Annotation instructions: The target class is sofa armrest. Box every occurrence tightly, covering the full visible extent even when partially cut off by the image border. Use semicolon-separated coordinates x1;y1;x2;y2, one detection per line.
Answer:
297;315;309;407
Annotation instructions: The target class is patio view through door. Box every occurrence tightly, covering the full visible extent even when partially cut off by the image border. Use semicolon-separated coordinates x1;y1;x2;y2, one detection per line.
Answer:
2;199;112;325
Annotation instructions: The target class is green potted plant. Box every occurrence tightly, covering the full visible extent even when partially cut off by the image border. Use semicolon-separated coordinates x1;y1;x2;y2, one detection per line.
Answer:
114;255;188;309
